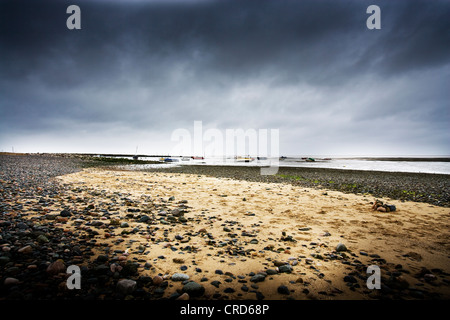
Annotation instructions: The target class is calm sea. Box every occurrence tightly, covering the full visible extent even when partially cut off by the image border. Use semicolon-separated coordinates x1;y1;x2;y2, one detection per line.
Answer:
130;156;450;175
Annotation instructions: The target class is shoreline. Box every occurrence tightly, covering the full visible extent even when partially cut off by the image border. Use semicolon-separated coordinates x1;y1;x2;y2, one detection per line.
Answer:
1;154;449;300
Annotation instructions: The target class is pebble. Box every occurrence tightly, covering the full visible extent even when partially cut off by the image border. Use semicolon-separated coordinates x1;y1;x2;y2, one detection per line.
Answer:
4;277;20;286
176;293;189;300
273;260;286;267
336;243;347;252
250;273;266;283
278;265;293;273
18;245;33;254
60;210;72;217
344;275;358;283
117;279;137;295
153;275;164;286
33;235;50;247
277;285;290;295
46;259;66;275
182;281;205;297
172;273;190;281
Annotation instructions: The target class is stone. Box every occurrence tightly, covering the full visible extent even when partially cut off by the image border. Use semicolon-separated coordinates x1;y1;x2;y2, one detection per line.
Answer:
178;217;188;223
176;293;189;300
273;260;286;267
96;255;109;263
224;287;235;293
211;280;221;288
171;209;184;217
182;281;205;297
117;279;137;295
172;273;190;281
336;243;347;252
278;264;293;273
173;258;185;264
277;285;290;295
47;259;66;275
0;256;10;266
344;275;358;283
153;275;164;286
60;210;72;217
18;245;33;254
4;277;20;286
120;222;129;228
424;274;437;282
387;275;409;290
250;273;266;283
17;222;28;229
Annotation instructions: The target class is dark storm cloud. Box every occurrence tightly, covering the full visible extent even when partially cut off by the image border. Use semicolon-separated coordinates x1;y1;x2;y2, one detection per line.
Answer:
0;0;449;154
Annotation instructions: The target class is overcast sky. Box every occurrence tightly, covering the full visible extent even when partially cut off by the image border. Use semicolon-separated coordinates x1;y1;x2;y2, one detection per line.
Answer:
0;0;449;156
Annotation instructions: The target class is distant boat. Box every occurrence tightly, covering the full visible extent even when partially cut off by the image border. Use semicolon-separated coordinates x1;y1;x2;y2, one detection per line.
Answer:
164;158;179;162
306;157;315;162
257;156;267;160
280;156;287;160
235;156;254;162
181;157;191;161
191;156;204;160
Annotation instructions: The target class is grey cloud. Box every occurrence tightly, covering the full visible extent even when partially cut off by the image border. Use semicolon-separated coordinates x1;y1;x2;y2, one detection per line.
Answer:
0;0;449;154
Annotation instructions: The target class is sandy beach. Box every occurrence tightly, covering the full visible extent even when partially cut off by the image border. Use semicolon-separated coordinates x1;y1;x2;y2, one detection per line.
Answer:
43;168;450;299
1;155;449;300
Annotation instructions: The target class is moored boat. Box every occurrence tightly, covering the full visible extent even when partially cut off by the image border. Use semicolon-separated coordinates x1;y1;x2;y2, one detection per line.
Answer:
235;156;254;162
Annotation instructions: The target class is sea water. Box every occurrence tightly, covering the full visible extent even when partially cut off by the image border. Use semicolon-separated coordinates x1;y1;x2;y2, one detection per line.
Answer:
131;156;450;175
